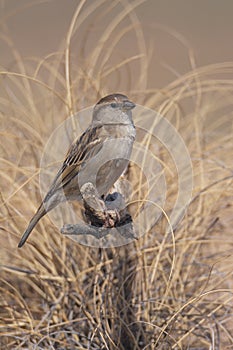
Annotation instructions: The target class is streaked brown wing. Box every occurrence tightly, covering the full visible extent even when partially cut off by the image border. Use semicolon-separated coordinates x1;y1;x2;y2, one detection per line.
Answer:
44;125;104;202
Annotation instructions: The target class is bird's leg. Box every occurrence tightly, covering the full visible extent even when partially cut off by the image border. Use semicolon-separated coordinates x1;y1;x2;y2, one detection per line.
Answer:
103;208;121;228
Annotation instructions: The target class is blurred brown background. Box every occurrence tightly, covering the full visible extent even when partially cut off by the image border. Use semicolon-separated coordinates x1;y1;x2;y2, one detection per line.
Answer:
1;2;233;348
1;0;233;87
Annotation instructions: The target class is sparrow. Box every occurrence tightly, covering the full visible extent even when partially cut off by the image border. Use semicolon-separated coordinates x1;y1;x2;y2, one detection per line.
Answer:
18;93;136;247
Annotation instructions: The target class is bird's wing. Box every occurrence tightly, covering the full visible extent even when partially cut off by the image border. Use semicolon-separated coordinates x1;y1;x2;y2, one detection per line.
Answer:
18;126;104;248
44;125;104;202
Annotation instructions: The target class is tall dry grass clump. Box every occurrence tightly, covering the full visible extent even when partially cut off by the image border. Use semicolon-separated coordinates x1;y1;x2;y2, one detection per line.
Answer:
1;1;233;349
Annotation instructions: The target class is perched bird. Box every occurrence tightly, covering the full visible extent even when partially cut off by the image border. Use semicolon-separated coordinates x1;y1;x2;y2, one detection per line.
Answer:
18;93;136;247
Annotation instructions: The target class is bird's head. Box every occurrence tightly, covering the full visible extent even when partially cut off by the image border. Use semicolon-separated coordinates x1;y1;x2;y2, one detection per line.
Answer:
92;93;135;125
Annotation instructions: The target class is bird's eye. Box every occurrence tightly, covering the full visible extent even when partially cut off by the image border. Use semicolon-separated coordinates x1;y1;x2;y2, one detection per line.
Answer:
111;102;118;108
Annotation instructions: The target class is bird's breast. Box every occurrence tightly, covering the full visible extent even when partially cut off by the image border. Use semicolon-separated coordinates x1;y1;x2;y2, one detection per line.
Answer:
78;123;135;196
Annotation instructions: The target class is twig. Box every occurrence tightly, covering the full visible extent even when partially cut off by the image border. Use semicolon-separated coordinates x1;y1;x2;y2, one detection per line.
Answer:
61;182;137;240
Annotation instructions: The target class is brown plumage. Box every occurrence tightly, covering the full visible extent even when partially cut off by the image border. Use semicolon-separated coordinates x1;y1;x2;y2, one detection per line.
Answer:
18;93;136;247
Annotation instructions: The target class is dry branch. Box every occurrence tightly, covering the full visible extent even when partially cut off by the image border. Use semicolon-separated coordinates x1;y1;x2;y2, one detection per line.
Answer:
61;182;137;240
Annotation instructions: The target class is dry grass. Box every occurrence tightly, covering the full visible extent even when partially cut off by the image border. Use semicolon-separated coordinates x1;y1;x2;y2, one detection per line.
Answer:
1;1;233;349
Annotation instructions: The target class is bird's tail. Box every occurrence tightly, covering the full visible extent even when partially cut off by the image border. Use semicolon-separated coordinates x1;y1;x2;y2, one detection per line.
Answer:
18;203;47;248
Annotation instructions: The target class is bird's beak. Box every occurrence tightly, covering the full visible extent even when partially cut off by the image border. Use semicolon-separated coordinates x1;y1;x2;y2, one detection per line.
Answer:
123;100;136;110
